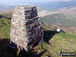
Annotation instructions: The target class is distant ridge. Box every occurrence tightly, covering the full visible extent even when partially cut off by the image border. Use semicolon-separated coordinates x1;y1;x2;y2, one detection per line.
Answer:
0;0;76;11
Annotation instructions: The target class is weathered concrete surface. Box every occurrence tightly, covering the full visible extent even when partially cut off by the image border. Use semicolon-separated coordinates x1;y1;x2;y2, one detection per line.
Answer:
10;6;43;51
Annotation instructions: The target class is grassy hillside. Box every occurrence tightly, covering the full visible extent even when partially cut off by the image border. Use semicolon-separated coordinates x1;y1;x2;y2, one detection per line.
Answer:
40;7;76;27
40;13;76;27
0;11;76;57
0;15;11;39
35;25;76;57
0;19;76;57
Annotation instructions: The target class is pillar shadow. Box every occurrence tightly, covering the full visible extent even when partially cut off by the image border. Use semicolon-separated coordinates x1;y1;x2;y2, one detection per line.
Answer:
18;49;47;57
0;39;47;57
0;39;17;57
43;30;58;44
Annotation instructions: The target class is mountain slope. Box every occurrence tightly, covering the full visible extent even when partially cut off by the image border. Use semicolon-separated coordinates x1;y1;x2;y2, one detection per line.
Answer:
40;7;76;27
26;1;76;11
0;23;76;57
0;12;76;57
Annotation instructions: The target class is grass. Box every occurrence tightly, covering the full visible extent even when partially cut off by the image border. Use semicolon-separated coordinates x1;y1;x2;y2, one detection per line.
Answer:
34;26;76;57
0;18;11;39
40;13;76;27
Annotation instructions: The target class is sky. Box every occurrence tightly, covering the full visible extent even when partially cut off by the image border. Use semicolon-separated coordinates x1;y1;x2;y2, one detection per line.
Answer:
0;0;73;5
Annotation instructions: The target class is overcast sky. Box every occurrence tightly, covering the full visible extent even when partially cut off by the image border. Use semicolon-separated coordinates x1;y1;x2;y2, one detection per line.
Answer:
0;0;73;4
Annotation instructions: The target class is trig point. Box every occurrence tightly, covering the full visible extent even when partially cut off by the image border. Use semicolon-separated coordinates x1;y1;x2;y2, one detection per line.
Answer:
10;6;43;51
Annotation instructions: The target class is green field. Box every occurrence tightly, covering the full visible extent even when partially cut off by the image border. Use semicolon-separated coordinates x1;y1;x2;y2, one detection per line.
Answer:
0;12;76;57
0;18;11;38
40;13;76;27
35;25;76;57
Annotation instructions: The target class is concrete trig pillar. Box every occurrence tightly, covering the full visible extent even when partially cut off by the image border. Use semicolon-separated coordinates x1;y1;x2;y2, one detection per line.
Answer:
10;6;43;51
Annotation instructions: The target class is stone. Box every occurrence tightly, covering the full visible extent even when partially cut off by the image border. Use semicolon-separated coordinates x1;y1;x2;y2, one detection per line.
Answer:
10;6;43;51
